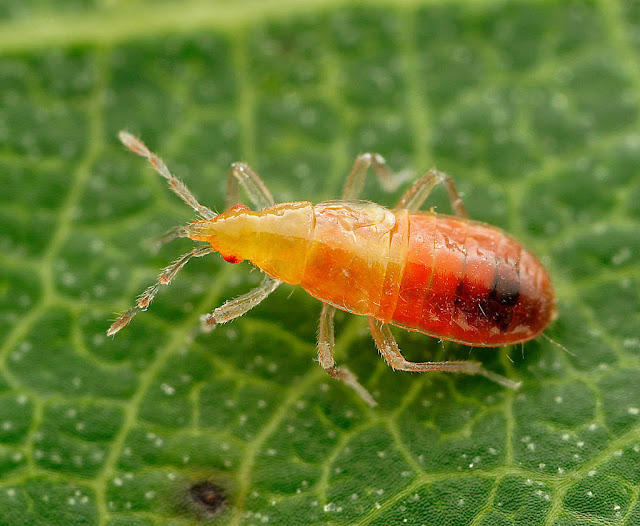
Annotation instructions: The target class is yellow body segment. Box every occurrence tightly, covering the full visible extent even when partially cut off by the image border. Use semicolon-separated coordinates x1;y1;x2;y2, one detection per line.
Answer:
189;201;314;283
188;201;407;320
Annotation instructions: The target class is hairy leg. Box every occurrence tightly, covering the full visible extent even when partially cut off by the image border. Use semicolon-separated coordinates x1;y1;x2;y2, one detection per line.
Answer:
395;168;468;217
369;318;521;389
318;303;377;407
225;162;275;211
341;152;403;200
200;274;281;331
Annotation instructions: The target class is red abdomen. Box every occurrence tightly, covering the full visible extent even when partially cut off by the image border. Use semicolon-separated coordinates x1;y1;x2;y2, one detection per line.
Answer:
391;214;555;346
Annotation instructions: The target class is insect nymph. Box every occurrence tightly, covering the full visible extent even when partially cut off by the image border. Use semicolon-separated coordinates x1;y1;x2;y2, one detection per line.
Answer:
108;132;555;407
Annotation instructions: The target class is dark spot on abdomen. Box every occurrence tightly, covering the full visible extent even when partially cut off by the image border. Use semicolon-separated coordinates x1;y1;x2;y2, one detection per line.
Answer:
491;270;520;306
477;297;514;332
477;264;520;332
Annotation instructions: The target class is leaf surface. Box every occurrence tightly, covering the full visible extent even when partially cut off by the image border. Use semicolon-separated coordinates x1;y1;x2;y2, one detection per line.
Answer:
1;1;639;525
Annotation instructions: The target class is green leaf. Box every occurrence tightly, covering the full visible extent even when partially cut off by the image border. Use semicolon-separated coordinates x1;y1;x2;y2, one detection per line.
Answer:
1;1;639;524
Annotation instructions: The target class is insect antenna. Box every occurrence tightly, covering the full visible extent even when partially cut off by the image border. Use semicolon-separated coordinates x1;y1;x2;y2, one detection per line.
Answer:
107;245;211;336
118;131;217;220
542;333;576;357
150;225;192;253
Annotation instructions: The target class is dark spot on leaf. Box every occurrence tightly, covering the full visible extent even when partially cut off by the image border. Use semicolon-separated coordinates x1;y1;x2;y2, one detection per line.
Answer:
189;480;227;515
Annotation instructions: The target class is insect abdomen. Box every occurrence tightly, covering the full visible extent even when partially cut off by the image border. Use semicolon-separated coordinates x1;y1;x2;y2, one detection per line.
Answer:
391;214;555;346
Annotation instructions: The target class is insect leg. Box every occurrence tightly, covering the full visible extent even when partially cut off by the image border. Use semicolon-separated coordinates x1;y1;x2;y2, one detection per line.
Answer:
368;318;521;390
107;245;212;336
341;153;403;200
200;274;281;330
318;304;377;407
394;168;468;217
225;162;275;211
118;131;216;219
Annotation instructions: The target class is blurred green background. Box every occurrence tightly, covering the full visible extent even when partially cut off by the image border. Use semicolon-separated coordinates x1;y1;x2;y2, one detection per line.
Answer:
1;1;640;524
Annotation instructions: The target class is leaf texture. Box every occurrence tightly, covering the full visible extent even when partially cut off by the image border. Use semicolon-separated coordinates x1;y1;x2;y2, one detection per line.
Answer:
0;1;639;525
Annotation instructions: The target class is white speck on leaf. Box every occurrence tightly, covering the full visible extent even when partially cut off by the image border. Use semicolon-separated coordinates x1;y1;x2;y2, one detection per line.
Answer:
161;383;175;395
612;247;631;266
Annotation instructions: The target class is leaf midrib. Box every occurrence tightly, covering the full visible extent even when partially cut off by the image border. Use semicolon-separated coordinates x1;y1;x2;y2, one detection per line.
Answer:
0;0;498;53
